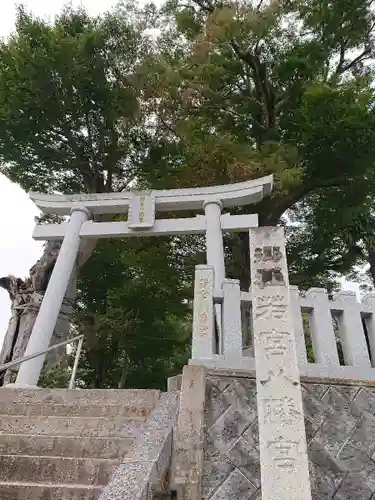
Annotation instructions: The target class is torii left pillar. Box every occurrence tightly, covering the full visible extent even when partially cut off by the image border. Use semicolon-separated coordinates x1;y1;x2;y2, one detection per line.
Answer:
10;204;91;388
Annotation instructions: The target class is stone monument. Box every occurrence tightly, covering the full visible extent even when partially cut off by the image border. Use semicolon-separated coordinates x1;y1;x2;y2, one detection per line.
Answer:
249;227;311;500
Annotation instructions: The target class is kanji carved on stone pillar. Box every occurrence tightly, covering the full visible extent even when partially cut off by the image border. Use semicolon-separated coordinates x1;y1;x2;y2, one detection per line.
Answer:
250;227;312;500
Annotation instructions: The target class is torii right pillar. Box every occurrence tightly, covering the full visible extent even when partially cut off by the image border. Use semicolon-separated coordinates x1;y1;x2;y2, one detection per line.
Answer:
249;227;312;500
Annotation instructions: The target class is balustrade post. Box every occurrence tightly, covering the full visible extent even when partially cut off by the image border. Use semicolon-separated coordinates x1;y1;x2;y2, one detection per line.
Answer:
222;279;242;359
289;285;308;367
305;288;340;367
362;293;375;366
191;265;215;360
333;291;371;368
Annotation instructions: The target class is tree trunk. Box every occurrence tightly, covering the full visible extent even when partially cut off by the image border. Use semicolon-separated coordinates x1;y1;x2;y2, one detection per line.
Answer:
0;241;76;385
118;353;129;389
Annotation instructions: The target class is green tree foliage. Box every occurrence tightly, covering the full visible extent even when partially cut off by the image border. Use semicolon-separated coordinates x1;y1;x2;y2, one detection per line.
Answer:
139;0;375;286
0;6;150;193
0;6;195;389
73;236;198;389
287;184;375;291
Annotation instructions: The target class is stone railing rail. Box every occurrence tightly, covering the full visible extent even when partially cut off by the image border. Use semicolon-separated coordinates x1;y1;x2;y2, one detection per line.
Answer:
99;391;179;500
190;265;375;381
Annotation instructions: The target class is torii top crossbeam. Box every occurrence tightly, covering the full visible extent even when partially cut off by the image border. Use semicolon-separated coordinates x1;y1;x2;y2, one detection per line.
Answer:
30;175;273;215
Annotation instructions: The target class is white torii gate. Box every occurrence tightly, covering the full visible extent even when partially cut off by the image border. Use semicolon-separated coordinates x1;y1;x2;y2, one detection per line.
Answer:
11;175;273;387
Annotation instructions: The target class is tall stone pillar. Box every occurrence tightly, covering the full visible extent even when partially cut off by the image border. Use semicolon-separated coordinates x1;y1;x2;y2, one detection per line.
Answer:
249;227;312;500
13;205;91;388
203;199;225;353
203;200;225;286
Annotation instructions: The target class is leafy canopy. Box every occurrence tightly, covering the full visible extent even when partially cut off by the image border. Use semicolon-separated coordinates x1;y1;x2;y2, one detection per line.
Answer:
142;0;375;224
0;6;151;193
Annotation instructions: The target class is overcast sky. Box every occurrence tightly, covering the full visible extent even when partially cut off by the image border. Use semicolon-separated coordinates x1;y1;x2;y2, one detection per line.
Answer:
0;0;360;351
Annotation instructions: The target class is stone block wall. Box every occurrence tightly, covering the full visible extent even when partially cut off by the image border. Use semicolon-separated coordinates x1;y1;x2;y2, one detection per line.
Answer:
203;375;375;500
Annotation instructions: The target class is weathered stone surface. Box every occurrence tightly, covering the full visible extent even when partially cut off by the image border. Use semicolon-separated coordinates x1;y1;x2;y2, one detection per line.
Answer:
0;481;101;500
202;435;235;500
203;375;375;500
203;377;260;500
191;265;215;360
0;414;145;437
100;391;179;500
167;375;182;392
0;434;134;459
227;421;260;487
0;402;153;418
0;388;161;500
98;462;151;500
250;227;312;500
206;379;257;455
302;383;330;400
0;454;119;486
210;468;256;500
171;365;206;500
0;388;160;406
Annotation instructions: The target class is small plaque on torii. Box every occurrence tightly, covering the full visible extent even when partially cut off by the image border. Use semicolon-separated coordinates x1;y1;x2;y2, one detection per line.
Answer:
128;192;156;229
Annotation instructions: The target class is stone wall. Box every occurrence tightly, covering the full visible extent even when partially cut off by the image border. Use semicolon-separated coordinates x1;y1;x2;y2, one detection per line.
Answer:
203;374;375;500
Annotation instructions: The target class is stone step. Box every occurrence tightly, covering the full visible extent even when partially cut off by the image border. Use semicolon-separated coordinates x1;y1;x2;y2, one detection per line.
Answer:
0;481;102;500
0;388;160;407
0;402;153;418
0;415;145;437
0;433;134;459
0;454;119;486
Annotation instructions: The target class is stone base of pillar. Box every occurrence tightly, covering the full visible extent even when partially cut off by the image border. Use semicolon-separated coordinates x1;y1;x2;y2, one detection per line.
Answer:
3;383;40;389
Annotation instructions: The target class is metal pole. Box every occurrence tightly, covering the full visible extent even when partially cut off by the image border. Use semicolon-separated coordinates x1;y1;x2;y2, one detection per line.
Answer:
68;336;83;389
1;335;84;373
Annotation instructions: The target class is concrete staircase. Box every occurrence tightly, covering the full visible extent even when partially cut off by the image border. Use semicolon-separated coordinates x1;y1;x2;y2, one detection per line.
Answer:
0;388;160;500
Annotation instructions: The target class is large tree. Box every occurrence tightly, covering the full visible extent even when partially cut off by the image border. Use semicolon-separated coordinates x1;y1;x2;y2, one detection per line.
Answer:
138;0;375;287
0;4;203;387
0;5;157;378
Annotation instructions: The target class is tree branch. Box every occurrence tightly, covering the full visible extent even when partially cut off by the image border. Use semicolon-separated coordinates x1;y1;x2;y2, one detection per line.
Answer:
260;176;354;225
104;125;119;193
338;48;372;75
117;179;133;192
230;40;278;133
159;116;182;140
0;276;26;301
335;43;347;75
275;96;287;114
192;0;214;13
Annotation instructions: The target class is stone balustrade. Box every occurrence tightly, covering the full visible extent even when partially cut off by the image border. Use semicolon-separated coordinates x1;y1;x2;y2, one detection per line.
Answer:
191;265;375;381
